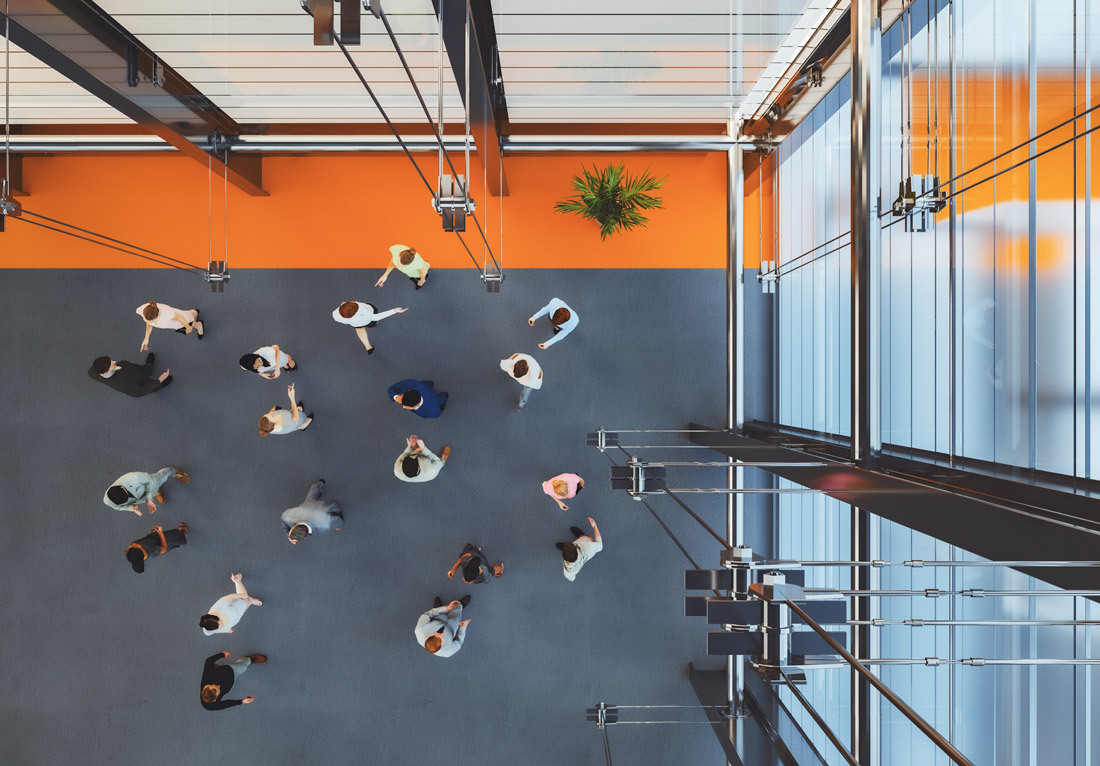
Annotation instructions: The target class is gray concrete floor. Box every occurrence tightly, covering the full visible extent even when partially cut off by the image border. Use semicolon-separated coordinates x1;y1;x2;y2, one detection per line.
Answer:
0;268;739;765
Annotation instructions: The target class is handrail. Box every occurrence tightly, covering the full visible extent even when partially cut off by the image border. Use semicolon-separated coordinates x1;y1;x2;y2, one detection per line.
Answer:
784;599;975;766
777;669;860;766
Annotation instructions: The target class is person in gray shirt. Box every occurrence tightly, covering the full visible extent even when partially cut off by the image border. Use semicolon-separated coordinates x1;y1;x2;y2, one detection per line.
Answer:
280;479;343;544
395;435;451;482
414;595;471;658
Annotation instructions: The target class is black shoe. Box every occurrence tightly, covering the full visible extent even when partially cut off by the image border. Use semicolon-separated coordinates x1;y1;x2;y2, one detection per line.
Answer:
307;412;315;420
555;542;566;551
145;352;155;366
366;347;375;355
317;478;325;486
159;376;173;389
433;596;443;609
570;526;585;538
460;594;471;608
174;328;188;335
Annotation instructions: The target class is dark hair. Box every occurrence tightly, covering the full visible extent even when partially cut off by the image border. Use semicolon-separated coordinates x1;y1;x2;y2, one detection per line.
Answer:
201;685;220;704
424;634;442;653
107;485;133;506
462;559;482;583
562;542;580;563
402;456;421;478
239;354;262;372
338;301;358;318
92;356;113;375
142;301;160;321
401;390;422;408
199;614;220;631
551;307;571;326
399;248;416;265
575;481;584;494
512;359;529;378
288;523;310;542
125;547;146;573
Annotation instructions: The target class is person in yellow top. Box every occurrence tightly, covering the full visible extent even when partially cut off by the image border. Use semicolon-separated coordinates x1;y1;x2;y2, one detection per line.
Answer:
376;244;430;290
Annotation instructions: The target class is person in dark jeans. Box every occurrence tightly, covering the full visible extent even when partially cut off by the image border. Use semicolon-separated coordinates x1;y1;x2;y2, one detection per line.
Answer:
88;353;171;397
446;543;503;584
125;523;188;573
200;651;266;711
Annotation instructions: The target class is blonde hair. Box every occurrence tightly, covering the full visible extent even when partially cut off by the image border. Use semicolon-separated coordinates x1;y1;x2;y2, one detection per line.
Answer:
552;479;569;497
142;301;159;321
259;416;275;437
399;248;416;265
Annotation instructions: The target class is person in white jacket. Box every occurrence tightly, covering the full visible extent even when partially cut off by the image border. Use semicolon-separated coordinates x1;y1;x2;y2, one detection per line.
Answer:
528;297;578;349
200;573;263;635
332;301;408;354
557;517;602;582
500;352;543;410
414;596;471;657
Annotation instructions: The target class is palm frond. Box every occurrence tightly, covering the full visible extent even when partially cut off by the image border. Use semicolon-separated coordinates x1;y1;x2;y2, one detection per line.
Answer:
554;162;665;240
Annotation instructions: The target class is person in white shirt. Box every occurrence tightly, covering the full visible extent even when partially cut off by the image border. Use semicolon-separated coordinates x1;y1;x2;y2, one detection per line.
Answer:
500;352;543;410
556;517;602;582
395;434;451;482
331;301;408;354
528;298;578;349
200;573;263;635
240;344;296;379
414;595;470;657
136;301;204;351
376;244;430;290
259;384;313;436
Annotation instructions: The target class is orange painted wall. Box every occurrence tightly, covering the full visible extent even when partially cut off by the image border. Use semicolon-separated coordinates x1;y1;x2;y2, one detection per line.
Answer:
0;151;728;269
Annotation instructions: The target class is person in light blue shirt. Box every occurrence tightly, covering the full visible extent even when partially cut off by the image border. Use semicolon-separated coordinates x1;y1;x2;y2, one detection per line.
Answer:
280;479;343;544
414;596;471;657
103;467;189;515
528;297;578;349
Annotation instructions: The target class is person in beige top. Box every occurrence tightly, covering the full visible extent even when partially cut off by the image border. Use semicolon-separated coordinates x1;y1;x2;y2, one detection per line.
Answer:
137;301;204;351
376;244;430;290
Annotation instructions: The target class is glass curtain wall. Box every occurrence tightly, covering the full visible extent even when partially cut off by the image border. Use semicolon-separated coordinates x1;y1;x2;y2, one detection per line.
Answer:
773;490;1100;766
771;0;1100;479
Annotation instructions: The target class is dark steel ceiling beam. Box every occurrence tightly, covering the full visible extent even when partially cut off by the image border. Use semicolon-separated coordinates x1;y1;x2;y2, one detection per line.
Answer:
2;0;266;196
432;0;508;196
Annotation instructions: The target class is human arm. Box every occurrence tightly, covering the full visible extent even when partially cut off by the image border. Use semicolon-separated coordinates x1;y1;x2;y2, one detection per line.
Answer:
371;307;408;322
417;442;441;464
588;517;601;542
452;619;470;650
140;323;153;352
231;572;247;596
375;261;396;286
286;384;298;411
153;526;168;553
447;552;473;579
417;263;429;285
205;697;247;710
528;300;554;326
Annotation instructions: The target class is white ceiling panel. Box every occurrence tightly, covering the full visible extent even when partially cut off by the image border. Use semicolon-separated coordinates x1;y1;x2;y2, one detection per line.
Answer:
6;0;816;127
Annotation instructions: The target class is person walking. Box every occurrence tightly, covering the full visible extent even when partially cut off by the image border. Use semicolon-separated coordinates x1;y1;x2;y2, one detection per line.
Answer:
331;301;409;354
387;379;449;418
528;298;578;349
542;473;584;511
104;466;190;516
137;301;204;351
240;344;296;379
394;435;451;482
125;523;188;573
259;384;313;436
281;479;343;544
500;353;543;410
89;353;171;397
556;517;602;582
376;244;430;290
414;596;470;658
447;543;503;584
200;651;266;711
200;573;263;635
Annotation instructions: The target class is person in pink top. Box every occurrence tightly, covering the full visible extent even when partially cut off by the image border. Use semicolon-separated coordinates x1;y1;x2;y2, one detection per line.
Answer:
542;473;584;511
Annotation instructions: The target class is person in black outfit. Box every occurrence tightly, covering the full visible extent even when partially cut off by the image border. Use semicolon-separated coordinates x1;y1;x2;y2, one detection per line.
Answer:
200;651;266;711
88;353;171;397
125;523;188;573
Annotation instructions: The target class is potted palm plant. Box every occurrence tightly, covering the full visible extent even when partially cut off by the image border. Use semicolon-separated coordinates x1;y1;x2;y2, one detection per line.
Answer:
554;163;665;240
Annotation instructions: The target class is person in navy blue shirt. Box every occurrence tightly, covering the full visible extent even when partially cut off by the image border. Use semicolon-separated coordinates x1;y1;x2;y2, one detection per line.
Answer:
387;379;449;418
